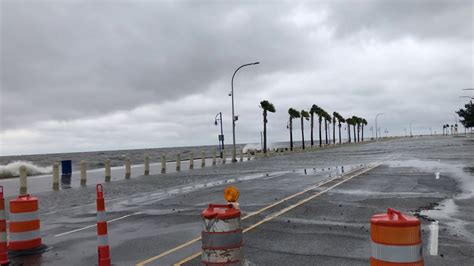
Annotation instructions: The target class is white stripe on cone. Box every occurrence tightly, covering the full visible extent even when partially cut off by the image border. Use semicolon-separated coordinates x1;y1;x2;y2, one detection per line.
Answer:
371;242;422;263
97;211;106;222
9;211;39;222
97;235;109;246
203;217;241;232
9;230;41;242
203;247;241;263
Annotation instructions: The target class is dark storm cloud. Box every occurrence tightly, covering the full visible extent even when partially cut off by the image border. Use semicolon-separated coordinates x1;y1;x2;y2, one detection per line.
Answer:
1;0;316;128
326;0;473;40
0;0;472;155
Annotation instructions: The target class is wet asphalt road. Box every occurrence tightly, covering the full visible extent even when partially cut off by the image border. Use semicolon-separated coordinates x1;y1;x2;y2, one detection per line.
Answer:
3;136;474;265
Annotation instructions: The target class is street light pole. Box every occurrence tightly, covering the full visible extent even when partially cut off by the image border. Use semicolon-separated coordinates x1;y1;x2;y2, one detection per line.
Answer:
230;61;260;162
375;113;384;141
214;112;224;158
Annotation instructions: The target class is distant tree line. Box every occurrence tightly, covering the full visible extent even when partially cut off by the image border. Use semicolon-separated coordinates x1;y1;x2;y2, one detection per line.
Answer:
259;100;368;153
442;100;473;135
456;100;473;129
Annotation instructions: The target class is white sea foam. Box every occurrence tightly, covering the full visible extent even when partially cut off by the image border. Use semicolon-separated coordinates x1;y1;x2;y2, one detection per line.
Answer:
388;159;474;240
242;143;261;153
242;142;285;153
387;159;473;198
0;161;52;179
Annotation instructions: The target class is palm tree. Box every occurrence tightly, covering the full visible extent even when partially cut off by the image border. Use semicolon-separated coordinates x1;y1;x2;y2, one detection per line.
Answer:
288;108;300;151
316;107;325;147
260;100;276;154
300;110;310;149
332;112;336;145
324;111;331;145
352;116;360;142
346;117;353;143
310;105;320;147
333;112;345;144
361;118;368;141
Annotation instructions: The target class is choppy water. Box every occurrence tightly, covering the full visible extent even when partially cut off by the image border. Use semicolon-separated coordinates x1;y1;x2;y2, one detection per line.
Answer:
0;135;369;179
0;141;303;178
0;144;241;178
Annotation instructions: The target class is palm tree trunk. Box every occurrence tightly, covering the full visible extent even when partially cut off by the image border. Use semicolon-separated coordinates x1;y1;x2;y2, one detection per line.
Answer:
301;117;305;149
310;114;314;147
289;118;293;151
361;125;364;142
338;123;342;144
353;124;356;143
357;125;360;142
348;124;351;143
333;119;336;144
263;110;267;153
319;117;322;147
324;118;328;145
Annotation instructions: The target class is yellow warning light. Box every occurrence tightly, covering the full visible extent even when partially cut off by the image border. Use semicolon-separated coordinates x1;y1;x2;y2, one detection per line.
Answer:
224;186;240;202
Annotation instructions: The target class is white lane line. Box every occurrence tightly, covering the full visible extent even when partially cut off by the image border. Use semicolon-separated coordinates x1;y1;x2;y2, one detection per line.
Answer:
54;212;144;237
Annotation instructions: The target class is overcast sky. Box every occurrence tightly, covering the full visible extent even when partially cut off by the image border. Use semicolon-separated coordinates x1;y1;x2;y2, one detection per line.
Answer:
0;0;473;156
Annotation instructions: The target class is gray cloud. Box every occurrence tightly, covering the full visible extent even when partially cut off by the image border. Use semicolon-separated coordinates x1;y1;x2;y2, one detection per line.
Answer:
0;0;472;155
1;0;316;128
326;0;473;40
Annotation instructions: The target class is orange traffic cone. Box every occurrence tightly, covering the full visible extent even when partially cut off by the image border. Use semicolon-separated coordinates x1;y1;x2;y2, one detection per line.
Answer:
371;208;423;265
0;186;9;265
96;184;111;266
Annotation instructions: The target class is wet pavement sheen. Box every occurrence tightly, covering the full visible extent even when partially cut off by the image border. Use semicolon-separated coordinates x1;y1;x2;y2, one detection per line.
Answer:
2;136;473;265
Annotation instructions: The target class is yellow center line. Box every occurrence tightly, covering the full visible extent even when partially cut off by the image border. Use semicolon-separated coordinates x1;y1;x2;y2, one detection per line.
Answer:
173;163;382;266
136;162;384;266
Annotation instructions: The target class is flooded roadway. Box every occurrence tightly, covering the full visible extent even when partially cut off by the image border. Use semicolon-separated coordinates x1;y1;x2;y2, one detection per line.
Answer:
2;135;473;265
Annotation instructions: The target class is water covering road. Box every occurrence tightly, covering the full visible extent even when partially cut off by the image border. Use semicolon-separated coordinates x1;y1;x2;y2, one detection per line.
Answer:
1;136;473;265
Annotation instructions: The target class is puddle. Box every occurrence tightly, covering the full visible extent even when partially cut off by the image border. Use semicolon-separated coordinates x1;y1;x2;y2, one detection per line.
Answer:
387;159;474;199
420;198;474;241
387;159;474;241
330;189;443;198
112;171;289;207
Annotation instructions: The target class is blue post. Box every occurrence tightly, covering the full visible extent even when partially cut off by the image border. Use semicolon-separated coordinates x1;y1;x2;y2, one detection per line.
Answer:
61;160;72;175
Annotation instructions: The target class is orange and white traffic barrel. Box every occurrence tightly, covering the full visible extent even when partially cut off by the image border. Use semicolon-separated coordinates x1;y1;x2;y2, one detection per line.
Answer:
0;186;9;265
370;208;423;265
96;184;111;266
201;204;243;265
8;194;42;251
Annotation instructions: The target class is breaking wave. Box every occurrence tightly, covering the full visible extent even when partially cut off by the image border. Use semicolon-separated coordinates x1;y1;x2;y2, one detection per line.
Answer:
242;142;286;153
242;143;262;153
0;161;52;179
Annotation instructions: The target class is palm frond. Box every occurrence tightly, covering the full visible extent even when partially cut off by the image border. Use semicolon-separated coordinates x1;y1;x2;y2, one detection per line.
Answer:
310;104;320;114
288;108;301;118
260;100;276;113
301;110;310;120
